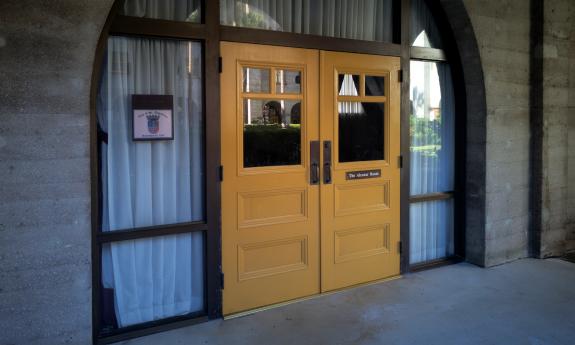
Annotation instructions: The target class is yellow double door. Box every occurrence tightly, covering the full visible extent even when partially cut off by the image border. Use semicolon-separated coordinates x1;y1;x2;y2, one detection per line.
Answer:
221;42;401;315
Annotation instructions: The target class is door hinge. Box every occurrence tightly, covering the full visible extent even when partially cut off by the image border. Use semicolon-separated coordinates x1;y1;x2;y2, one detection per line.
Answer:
219;165;224;182
220;271;225;290
398;241;402;254
398;155;403;168
218;56;223;73
398;69;404;83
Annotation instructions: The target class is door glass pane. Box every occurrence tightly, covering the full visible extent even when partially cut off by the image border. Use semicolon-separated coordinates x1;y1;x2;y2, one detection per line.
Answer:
410;61;454;195
220;0;395;43
411;0;443;48
410;199;454;264
121;0;201;22
243;99;301;167
243;67;270;93
100;232;204;333
276;69;302;94
97;36;204;232
338;74;360;96
365;76;385;96
338;102;385;163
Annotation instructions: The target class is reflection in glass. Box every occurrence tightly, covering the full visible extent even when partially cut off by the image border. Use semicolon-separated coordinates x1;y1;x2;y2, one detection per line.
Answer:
220;0;394;42
100;232;204;331
121;0;201;22
365;76;385;96
338;102;384;163
411;0;443;48
243;99;302;167
409;61;454;195
410;199;454;264
276;70;301;94
243;67;270;93
338;74;360;96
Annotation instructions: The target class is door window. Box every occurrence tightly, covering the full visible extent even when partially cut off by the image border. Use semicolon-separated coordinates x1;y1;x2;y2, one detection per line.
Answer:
336;72;388;164
241;66;304;168
243;99;302;167
338;102;385;163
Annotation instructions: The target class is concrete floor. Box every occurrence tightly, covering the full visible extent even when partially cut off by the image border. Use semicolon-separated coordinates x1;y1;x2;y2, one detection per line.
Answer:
119;259;575;345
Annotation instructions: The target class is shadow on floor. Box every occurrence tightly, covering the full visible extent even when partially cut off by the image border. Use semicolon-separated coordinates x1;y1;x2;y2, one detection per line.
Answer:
118;258;575;345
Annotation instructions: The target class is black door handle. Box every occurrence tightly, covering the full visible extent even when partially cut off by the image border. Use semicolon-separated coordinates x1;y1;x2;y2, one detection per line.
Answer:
324;162;331;184
311;162;319;184
310;141;320;185
323;141;332;184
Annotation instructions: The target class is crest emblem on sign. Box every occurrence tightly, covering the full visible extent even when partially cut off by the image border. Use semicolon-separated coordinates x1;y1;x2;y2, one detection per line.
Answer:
146;112;160;134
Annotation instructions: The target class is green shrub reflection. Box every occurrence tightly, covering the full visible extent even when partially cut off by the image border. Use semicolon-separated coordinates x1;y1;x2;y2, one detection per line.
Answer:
244;124;300;167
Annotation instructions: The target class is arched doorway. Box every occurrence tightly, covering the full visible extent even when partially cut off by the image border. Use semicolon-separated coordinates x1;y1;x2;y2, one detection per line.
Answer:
91;0;486;342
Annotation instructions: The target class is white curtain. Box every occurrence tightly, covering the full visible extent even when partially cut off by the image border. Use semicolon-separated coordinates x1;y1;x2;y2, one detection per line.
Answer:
409;60;455;264
221;0;394;42
410;62;454;195
410;199;454;264
97;36;204;327
122;0;201;22
410;0;442;48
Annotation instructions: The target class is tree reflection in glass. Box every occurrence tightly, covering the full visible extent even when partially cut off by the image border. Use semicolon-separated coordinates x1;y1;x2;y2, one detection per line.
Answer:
243;99;302;167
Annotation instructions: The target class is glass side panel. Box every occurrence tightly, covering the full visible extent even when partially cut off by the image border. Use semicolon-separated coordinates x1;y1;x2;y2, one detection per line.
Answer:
243;67;271;93
338;74;360;96
100;232;204;333
411;0;443;48
338;102;385;163
409;199;454;264
220;0;395;43
97;36;204;232
276;69;302;94
121;0;201;22
243;99;302;167
365;76;385;96
410;60;454;195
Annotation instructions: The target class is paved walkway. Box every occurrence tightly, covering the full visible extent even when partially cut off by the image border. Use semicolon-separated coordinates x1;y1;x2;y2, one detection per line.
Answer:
119;259;575;345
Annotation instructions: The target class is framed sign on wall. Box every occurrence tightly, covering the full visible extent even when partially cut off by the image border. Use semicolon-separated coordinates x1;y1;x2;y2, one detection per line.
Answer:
132;94;174;141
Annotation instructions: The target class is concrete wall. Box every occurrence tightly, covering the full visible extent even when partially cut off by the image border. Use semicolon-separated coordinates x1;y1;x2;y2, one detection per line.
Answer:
541;0;575;257
462;0;531;266
0;1;113;344
461;0;575;264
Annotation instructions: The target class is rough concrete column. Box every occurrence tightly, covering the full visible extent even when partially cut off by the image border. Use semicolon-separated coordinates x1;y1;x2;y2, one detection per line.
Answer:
440;0;488;266
0;1;114;344
541;0;575;256
569;2;575;245
462;0;531;266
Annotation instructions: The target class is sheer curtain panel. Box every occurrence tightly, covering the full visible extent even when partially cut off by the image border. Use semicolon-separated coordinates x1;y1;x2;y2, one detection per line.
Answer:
121;0;202;22
409;60;455;264
97;36;204;328
410;199;454;263
221;0;394;42
410;61;454;195
410;0;443;48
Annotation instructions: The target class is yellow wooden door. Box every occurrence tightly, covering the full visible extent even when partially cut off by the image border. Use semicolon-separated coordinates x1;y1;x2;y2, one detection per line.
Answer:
319;51;401;292
220;42;320;315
